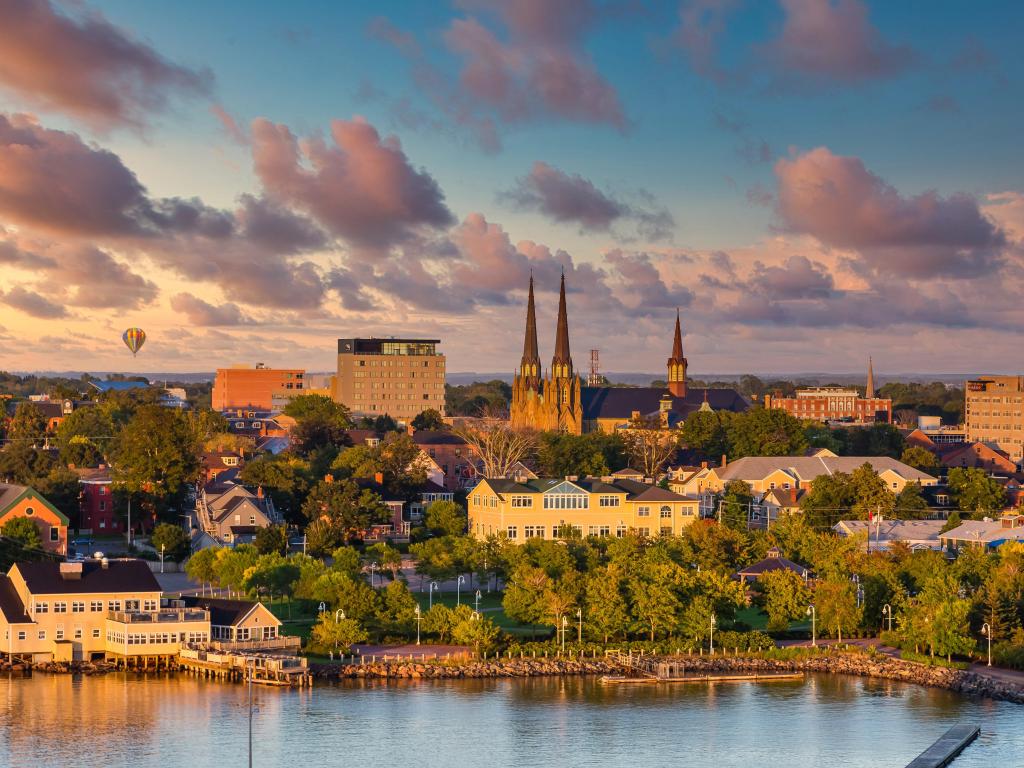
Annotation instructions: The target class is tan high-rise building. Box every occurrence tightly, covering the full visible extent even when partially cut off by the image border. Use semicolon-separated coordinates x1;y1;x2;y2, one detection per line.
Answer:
211;364;305;411
334;338;446;421
965;376;1024;463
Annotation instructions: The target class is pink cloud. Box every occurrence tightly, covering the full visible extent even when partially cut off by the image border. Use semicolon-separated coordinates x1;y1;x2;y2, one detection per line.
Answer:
0;0;211;130
169;293;252;326
210;104;247;145
0;285;67;318
774;147;1006;277
251;117;454;250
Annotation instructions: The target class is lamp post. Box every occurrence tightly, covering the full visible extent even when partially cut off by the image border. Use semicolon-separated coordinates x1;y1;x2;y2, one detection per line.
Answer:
981;622;992;667
882;603;893;633
414;604;422;646
429;581;439;609
709;614;716;653
370;562;378;588
474;589;482;614
576;607;582;643
484;558;490;593
457;575;466;606
160;544;165;574
561;616;568;654
807;605;817;647
334;609;346;655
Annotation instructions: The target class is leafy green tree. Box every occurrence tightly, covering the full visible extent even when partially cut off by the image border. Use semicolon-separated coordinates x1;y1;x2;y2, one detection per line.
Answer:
584;568;629;643
1;516;42;549
242;554;300;600
422;604;457;641
727;408;808;459
849;462;895;519
893;482;930;520
33;467;82;520
759;569;812;632
0;440;57;484
364;541;403;580
150;523;190;561
284;394;353;426
680;410;733;460
800;472;856;529
8;401;48;445
331;545;363;577
301;478;390;545
719;480;754;530
332;432;426;497
239;455;311;524
947;467;1008;518
308;571;380;621
629;569;681;641
411;409;446;431
940;511;962;534
378;580;418;633
814;578;861;641
502;564;550;626
677;593;716;644
254;524;289;555
411;536;461;583
900;446;940;473
310;612;367;653
838;423;905;458
451;608;501;653
212;546;260;592
536;432;609;477
56;406;114;467
425;499;467;537
185;547;219;588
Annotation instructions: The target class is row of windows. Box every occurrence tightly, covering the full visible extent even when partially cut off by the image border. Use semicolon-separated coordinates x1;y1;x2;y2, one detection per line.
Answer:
26;626;100;641
34;599;156;615
356;359;443;367
109;631;210;645
543;493;589;510
354;381;445;389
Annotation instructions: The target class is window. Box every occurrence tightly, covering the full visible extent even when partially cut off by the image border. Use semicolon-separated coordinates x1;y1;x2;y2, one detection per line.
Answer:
660;506;672;519
524;525;545;539
637;506;650;517
616;525;627;538
24;506;34;516
50;526;59;542
511;495;532;508
638;527;651;537
55;626;64;640
99;501;106;511
92;629;101;639
38;630;46;640
74;627;83;639
35;602;48;614
17;631;25;641
90;601;103;612
108;600;122;612
543;493;589;510
72;601;85;613
599;495;620;507
506;526;518;540
125;600;139;611
54;602;67;613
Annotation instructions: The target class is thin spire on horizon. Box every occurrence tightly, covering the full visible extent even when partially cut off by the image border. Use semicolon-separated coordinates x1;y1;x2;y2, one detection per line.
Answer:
866;356;875;399
552;271;572;374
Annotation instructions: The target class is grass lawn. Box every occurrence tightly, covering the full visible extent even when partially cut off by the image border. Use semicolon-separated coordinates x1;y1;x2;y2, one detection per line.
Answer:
733;606;769;631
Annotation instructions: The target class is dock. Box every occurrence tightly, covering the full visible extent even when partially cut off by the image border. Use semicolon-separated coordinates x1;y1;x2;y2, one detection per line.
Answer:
601;672;803;685
601;651;802;685
179;647;313;687
904;724;980;768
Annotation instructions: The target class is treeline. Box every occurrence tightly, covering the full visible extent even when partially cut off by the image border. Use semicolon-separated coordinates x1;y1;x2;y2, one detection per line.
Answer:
0;371;213;409
445;380;511;416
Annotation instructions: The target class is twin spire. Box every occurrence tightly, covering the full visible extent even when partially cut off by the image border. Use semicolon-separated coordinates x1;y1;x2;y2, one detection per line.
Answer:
520;271;573;383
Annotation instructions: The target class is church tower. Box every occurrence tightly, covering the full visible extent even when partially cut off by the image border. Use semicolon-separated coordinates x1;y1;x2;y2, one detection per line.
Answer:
866;356;875;399
551;273;573;380
519;274;541;388
547;273;582;433
667;309;688;398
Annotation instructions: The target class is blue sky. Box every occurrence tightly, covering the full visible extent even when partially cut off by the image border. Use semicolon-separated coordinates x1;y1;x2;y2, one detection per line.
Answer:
0;0;1022;375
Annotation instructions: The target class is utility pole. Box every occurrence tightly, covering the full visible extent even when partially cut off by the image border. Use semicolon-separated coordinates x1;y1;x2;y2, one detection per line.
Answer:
717;499;723;525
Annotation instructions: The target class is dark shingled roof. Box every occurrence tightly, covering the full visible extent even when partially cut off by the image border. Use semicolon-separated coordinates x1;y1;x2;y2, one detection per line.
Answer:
0;575;31;623
735;550;810;580
580;386;748;421
480;476;693;502
181;596;260;627
411;430;466;446
15;559;161;595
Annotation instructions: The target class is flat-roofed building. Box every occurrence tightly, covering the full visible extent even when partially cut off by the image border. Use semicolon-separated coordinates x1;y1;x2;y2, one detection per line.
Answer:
212;364;305;411
765;358;891;424
334;337;446;422
468;476;700;541
965;375;1024;464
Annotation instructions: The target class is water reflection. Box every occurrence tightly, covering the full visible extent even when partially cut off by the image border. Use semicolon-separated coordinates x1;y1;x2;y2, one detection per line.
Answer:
0;673;1019;768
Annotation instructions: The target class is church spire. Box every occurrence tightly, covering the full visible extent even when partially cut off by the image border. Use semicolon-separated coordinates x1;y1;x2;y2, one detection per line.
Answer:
519;273;540;385
552;272;573;379
667;309;688;398
866;356;875;399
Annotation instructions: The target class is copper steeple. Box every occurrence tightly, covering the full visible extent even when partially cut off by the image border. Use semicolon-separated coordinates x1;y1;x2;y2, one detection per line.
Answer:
866;356;875;399
519;274;541;385
551;272;573;379
667;309;688;398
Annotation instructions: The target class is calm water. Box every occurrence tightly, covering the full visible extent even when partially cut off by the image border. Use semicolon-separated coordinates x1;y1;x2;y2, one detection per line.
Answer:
0;672;1021;767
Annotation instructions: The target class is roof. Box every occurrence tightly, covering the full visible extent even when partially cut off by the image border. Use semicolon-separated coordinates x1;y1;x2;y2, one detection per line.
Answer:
580;386;748;421
735;551;810;579
834;519;946;543
717;456;936;484
763;487;803;507
73;467;112;483
13;559;160;595
89;380;149;393
411;430;466;446
419;479;449;494
476;476;695;503
0;575;31;623
939;520;1024;544
181;596;264;627
0;483;71;525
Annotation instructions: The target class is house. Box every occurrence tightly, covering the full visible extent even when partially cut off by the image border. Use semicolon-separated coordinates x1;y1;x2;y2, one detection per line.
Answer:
0;483;69;556
410;430;482;491
88;380;150;395
939;513;1024;551
178;596;285;646
833;519;948;551
202;451;244;484
354;475;409;539
937;442;1017;473
408;480;456;522
73;466;118;533
196;472;281;546
468;475;700;541
0;559;210;663
734;548;810;583
753;487;805;528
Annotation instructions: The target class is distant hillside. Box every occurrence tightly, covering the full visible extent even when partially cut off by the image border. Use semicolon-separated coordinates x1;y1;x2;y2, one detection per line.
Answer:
446;372;980;387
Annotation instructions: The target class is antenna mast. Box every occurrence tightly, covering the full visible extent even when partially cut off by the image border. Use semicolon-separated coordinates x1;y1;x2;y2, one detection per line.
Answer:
588;349;602;386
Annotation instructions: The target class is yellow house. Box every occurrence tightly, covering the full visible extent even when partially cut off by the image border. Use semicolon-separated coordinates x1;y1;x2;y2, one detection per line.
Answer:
0;559;210;663
468;476;700;541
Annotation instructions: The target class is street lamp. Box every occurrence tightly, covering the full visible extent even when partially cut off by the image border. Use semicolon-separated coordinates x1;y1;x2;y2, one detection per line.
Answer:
807;605;817;647
335;608;346;623
882;603;893;633
484;558;490;593
457;574;466;606
429;581;439;609
576;607;582;643
474;589;482;614
160;544;165;574
561;616;569;653
370;562;378;588
710;614;716;653
414;604;422;646
981;622;992;667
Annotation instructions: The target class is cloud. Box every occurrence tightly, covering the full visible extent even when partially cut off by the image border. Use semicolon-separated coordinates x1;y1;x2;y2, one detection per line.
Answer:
774;147;1006;278
764;0;914;85
169;293;252;326
605;249;694;310
671;0;743;84
0;0;211;130
749;255;834;298
250;117;454;250
56;244;159;309
210;104;248;144
0;286;67;318
504;161;674;241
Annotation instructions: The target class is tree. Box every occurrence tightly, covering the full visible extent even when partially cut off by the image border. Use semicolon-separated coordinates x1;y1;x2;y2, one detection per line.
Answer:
411;409;446;431
940;511;962;534
727;409;807;459
584;568;629;643
759;569;812;632
239;455;311;524
799;472;856;529
680;410;732;460
719;480;754;530
411;537;460;583
308;571;380;621
310;612;367;653
900;446;940;473
947;467;1008;518
364;542;403;581
451;608;501;653
301;478;390;546
242;555;300;601
378;580;418;634
150;523;190;561
839;423;905;459
7;402;48;446
33;467;82;520
254;524;289;555
537;432;609;478
425;499;467;537
849;462;895;519
629;569;681;641
814;578;861;642
55;406;114;467
284;394;353;425
893;482;930;520
454;421;535;479
422;604;457;642
186;547;219;589
621;416;677;477
1;517;42;549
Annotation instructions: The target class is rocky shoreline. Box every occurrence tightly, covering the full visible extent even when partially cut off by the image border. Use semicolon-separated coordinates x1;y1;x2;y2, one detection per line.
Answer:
309;652;1024;705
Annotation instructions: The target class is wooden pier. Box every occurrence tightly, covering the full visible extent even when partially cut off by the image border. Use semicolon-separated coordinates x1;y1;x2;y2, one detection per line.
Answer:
178;647;312;687
601;651;803;686
904;724;980;768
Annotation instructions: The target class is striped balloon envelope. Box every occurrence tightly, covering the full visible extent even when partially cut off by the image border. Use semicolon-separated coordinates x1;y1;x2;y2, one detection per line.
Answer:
122;327;146;356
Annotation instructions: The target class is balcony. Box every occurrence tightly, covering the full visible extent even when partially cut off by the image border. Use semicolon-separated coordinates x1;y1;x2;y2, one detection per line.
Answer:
108;609;210;624
193;636;301;652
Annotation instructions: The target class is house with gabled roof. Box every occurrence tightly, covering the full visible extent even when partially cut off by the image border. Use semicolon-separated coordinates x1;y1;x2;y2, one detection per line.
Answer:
0;483;69;556
196;473;281;547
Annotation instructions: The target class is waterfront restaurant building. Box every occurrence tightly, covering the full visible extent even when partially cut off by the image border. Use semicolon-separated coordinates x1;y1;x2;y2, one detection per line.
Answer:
468;476;700;541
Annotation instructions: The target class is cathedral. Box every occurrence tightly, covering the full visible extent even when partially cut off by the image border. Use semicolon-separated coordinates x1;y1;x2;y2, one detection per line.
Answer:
509;274;748;435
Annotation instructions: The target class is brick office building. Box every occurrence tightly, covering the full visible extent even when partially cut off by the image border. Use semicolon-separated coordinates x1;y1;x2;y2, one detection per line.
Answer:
765;359;891;424
212;364;305;411
965;375;1024;464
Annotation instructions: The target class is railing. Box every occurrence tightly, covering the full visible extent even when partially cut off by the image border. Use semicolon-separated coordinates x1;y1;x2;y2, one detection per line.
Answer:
200;636;301;652
108;609;210;624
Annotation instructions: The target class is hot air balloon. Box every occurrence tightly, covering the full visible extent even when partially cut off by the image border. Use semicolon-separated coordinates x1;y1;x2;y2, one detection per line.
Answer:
122;327;146;357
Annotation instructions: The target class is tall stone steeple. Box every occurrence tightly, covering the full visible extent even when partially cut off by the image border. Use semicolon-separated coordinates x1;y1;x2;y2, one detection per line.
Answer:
866;356;875;399
519;273;541;388
667;309;688;398
551;272;573;380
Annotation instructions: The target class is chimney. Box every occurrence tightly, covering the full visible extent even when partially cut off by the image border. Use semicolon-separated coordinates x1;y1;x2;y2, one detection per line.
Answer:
701;461;708;469
256;486;264;499
721;454;728;468
59;562;83;580
324;473;334;483
374;471;384;485
406;424;415;436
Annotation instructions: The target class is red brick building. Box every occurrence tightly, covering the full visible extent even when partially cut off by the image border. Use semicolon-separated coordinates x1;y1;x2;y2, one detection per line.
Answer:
73;466;119;533
765;358;892;424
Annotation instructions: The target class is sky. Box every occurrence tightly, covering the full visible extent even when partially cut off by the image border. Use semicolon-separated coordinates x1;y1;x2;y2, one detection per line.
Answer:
0;0;1022;376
